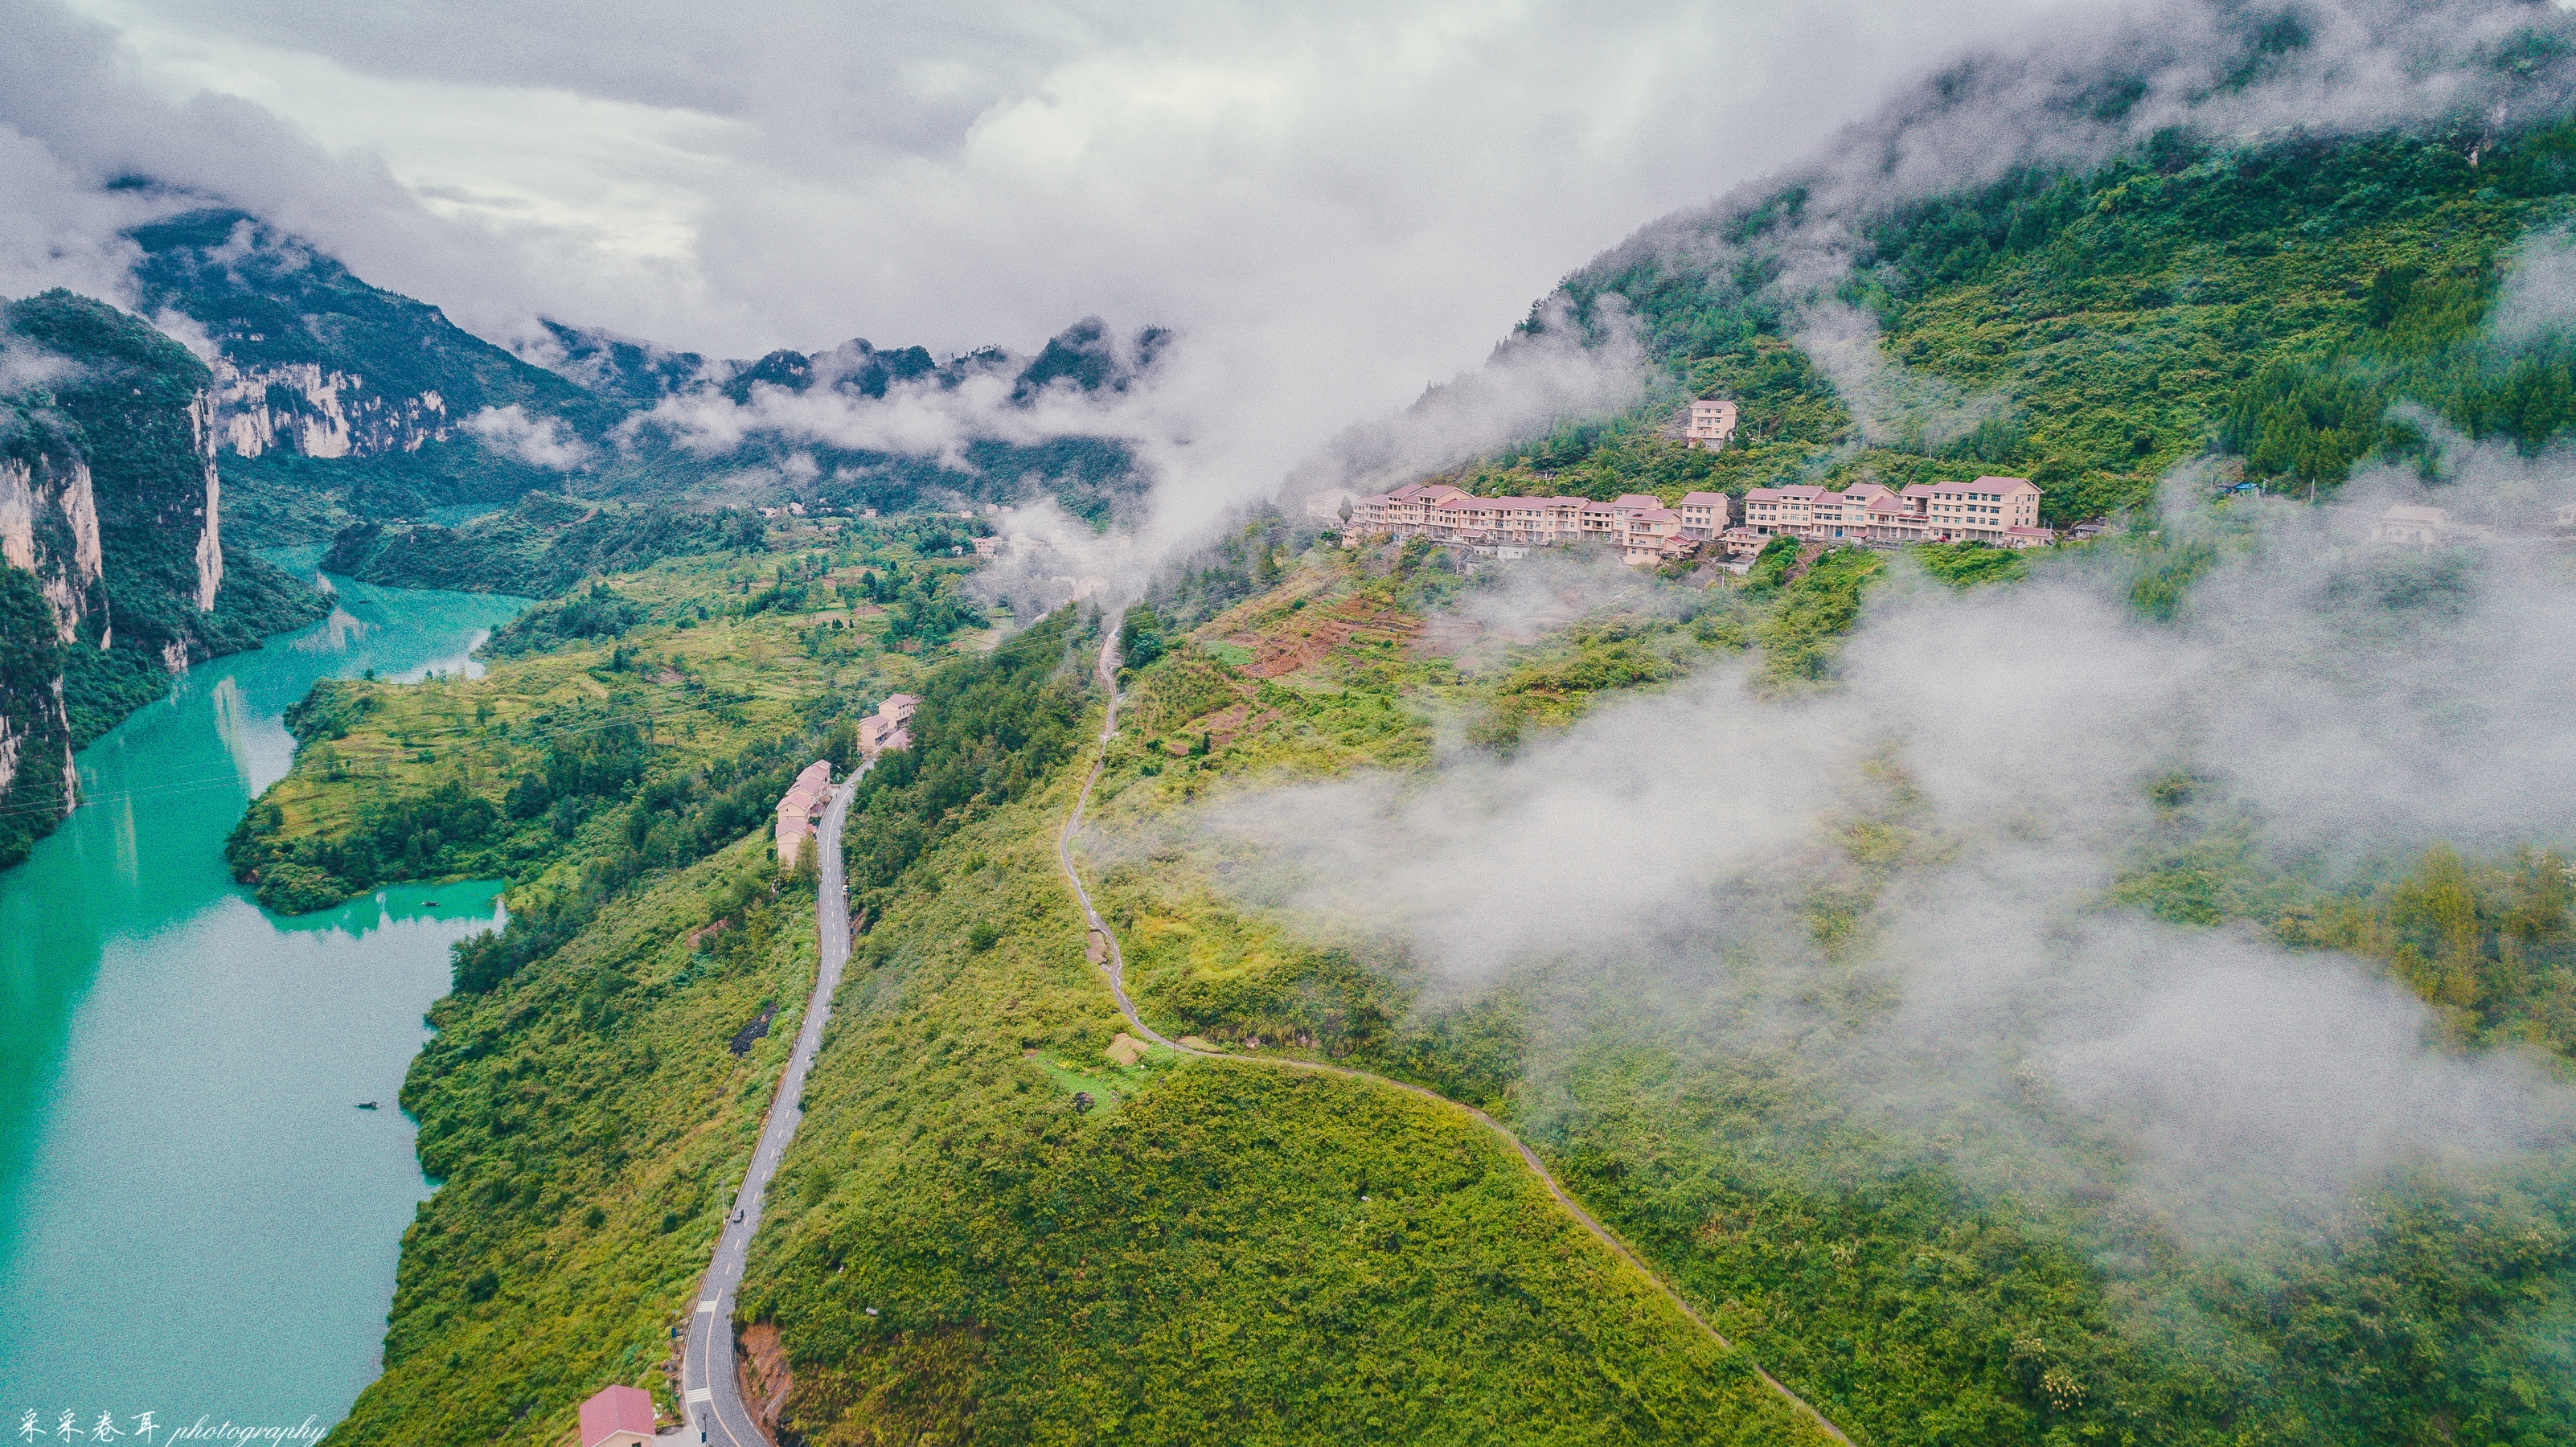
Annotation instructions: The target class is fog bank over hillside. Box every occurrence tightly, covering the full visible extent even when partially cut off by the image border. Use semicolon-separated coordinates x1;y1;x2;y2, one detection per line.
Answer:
14;0;2576;596
0;0;2076;531
1188;481;2576;1247
1564;0;2576;479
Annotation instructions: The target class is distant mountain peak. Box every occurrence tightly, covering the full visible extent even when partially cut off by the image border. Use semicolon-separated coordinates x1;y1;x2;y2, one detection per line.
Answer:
120;207;615;461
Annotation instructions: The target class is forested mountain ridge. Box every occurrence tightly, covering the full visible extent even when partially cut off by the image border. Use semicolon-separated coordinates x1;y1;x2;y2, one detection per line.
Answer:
119;203;1174;541
129;207;621;463
1435;12;2576;530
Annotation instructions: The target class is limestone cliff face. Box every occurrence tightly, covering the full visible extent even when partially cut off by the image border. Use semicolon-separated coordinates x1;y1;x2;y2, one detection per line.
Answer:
0;289;326;867
0;453;105;641
189;392;223;613
207;356;452;460
127;207;600;467
0;473;78;865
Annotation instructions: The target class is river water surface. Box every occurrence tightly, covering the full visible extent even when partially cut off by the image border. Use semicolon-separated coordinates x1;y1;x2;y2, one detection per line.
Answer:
0;565;525;1432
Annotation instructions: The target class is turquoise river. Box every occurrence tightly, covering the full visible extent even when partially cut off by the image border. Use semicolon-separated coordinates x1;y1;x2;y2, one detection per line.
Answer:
0;564;527;1435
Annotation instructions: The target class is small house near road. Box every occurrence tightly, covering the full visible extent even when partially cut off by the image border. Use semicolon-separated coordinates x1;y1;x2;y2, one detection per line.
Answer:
775;760;834;868
859;693;919;756
577;1384;656;1447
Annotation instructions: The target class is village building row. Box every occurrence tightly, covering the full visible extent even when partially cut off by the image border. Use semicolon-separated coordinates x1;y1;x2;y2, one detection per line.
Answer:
1346;473;2054;565
1346;483;1730;565
1737;476;2054;550
775;692;920;867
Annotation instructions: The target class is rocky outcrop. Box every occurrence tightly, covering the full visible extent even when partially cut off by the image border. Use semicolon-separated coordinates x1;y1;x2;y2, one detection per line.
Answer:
0;453;105;641
189;394;223;610
125;207;603;467
207;357;451;460
0;289;329;867
0;560;75;868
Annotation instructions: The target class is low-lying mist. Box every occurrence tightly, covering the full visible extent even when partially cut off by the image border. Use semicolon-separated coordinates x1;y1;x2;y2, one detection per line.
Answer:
1173;478;2576;1257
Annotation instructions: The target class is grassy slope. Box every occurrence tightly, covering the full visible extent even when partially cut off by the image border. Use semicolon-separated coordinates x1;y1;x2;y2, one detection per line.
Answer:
293;120;2576;1445
296;525;1849;1445
227;519;982;912
329;834;818;1443
1043;536;2576;1445
740;720;1822;1447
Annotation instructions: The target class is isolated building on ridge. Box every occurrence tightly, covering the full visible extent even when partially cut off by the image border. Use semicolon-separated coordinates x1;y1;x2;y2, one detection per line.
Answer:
1684;399;1738;449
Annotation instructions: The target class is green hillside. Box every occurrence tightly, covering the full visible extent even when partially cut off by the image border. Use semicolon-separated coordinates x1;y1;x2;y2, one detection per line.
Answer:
129;207;620;435
246;47;2576;1447
1471;117;2576;529
298;493;2576;1446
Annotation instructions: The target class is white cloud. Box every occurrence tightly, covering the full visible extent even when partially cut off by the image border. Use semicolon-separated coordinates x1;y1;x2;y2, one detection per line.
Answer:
3;0;2074;513
460;404;593;469
1180;481;2576;1246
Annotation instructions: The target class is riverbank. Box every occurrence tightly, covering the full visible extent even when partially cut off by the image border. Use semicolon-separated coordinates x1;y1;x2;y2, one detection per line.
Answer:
0;571;525;1424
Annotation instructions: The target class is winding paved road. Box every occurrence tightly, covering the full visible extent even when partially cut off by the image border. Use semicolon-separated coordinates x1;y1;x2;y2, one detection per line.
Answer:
1056;627;1855;1447
675;769;856;1447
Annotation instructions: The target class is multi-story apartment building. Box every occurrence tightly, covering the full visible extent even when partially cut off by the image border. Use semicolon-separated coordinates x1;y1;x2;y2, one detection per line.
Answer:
1743;475;2052;548
858;692;918;754
1347;482;1714;564
1678;491;1729;538
1684;399;1738;449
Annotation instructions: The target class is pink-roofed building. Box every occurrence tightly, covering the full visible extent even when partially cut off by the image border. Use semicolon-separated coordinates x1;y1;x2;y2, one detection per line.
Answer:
1866;492;1933;544
1741;485;1825;536
1677;492;1730;539
1738;474;2049;549
1719;527;1769;559
1894;476;2043;544
859;692;919;756
578;1384;657;1447
1343;483;1733;566
1685;399;1739;449
1350;482;1475;535
775;760;835;868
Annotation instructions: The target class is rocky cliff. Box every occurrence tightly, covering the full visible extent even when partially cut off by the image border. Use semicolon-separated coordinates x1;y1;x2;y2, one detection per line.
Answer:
0;289;329;866
126;208;617;463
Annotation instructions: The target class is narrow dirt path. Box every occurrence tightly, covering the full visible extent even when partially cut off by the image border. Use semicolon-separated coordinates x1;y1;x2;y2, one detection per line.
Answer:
1054;625;1855;1447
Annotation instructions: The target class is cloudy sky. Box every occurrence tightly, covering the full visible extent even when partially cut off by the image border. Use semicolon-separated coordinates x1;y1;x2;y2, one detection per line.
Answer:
1;0;2082;443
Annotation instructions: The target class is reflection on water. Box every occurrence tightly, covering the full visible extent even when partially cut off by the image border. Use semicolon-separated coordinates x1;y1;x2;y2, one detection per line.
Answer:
0;568;528;1426
271;883;510;941
207;674;257;802
294;605;375;655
